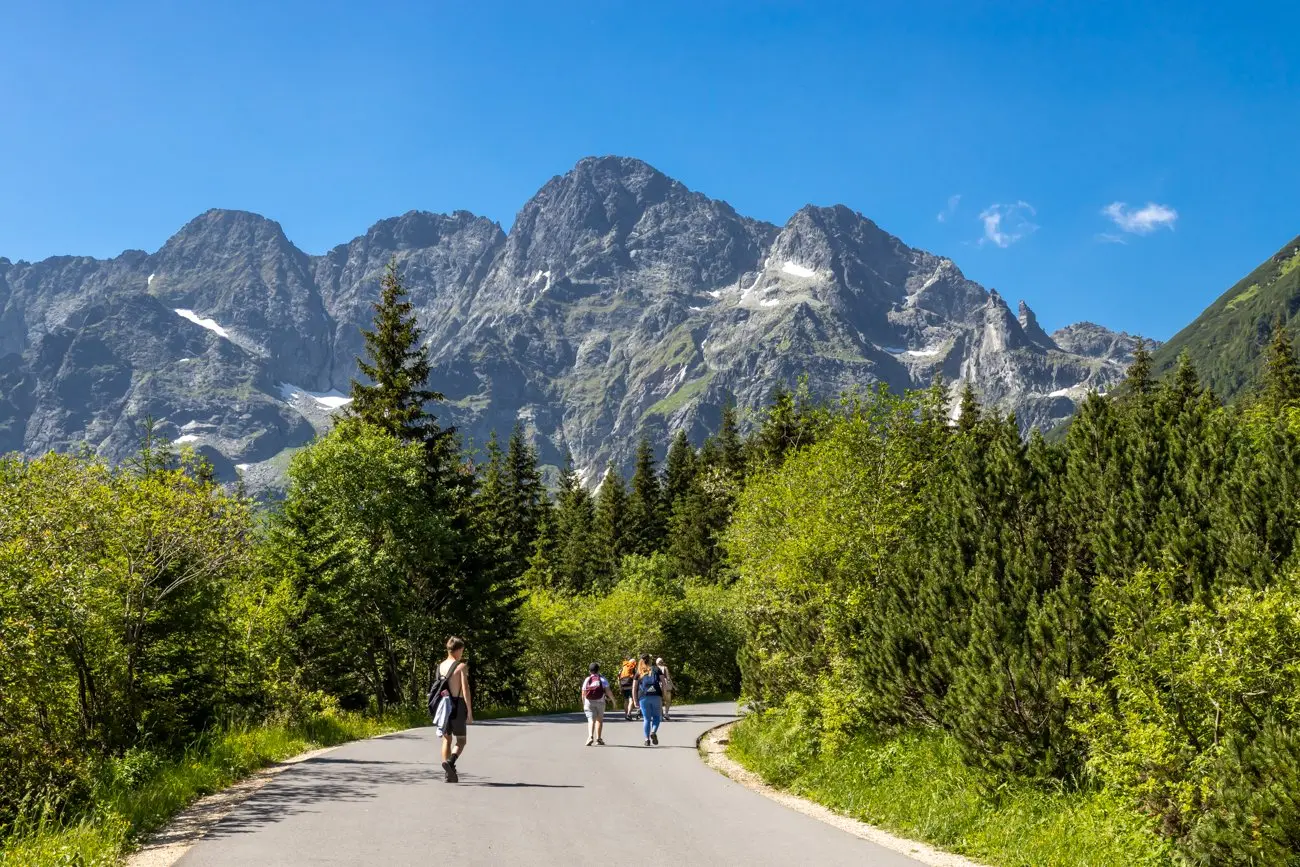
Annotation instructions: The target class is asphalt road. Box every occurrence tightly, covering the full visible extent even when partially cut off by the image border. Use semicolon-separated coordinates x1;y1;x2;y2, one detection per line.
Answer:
177;701;924;866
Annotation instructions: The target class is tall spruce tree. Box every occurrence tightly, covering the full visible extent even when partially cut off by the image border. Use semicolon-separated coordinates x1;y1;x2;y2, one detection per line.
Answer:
626;437;665;555
663;429;697;515
1123;337;1155;401
502;422;546;576
592;467;630;588
552;449;598;592
715;403;746;479
667;474;721;580
1262;319;1300;409
957;381;981;431
348;260;448;456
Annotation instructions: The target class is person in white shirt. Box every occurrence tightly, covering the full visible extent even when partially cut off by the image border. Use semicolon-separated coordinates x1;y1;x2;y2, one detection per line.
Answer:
579;662;615;746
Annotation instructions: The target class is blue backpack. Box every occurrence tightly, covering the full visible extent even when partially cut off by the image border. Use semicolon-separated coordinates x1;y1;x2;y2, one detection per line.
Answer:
640;667;662;697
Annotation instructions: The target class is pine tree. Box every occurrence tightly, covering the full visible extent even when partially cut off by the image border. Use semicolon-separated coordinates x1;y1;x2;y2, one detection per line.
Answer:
667;475;720;580
348;259;451;462
957;381;981;432
626;437;665;555
503;422;546;575
1122;337;1155;401
592;467;630;589
1261;318;1300;409
715;403;745;479
663;429;697;515
750;385;798;468
552;449;597;592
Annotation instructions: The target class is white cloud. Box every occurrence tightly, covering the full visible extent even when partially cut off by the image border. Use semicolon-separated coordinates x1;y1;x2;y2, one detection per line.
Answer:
1096;232;1128;245
978;201;1038;248
937;194;962;223
1102;201;1177;235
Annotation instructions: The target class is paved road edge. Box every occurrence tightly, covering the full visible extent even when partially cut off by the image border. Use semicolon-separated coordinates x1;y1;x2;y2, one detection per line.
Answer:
697;722;988;867
126;729;415;867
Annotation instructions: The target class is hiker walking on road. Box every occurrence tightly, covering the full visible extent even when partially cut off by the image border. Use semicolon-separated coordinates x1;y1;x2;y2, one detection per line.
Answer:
618;654;639;720
432;636;473;783
632;653;664;746
655;657;674;720
580;662;615;746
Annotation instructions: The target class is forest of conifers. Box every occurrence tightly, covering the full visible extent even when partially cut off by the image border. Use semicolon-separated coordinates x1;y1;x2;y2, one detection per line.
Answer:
7;261;1300;864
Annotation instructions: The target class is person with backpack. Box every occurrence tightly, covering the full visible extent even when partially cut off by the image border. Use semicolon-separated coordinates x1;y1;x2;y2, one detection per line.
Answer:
579;662;615;746
655;657;674;720
618;654;639;720
631;653;664;746
429;636;473;783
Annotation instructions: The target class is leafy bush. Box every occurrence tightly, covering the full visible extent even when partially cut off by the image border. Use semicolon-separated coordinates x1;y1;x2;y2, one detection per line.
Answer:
0;449;256;831
516;554;741;711
1069;568;1300;861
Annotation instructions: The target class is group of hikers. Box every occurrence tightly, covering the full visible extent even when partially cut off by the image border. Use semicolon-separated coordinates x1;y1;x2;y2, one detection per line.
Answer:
427;638;676;783
579;653;674;747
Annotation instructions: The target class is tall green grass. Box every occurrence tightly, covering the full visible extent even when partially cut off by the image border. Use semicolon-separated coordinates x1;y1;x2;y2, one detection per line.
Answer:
1;709;427;867
727;709;1174;867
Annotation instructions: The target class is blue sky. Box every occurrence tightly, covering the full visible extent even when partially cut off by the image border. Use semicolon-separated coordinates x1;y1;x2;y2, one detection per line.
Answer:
2;0;1298;339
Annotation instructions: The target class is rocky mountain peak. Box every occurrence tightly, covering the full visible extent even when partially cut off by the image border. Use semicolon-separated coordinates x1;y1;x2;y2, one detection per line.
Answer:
481;156;773;305
160;208;298;257
357;210;503;253
1017;300;1058;349
979;290;1031;353
1053;321;1153;362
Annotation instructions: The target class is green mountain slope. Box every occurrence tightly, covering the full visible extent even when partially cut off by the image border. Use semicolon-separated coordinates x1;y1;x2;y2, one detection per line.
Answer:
1153;235;1300;398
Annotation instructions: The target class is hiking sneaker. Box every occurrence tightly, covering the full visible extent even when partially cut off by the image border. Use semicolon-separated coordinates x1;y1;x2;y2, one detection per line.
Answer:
644;738;651;746
596;738;605;745
442;760;458;783
585;737;594;746
651;731;659;745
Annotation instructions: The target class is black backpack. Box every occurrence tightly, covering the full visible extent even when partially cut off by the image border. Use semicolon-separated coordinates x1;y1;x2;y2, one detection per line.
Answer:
640;667;662;697
426;661;461;720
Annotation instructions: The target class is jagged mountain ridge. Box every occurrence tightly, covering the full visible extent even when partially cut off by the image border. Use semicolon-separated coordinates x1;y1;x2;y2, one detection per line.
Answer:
0;156;1145;488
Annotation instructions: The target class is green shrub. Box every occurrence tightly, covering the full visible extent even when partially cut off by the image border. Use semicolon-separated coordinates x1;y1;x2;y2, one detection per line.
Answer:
516;557;741;711
1069;568;1300;861
729;706;1173;867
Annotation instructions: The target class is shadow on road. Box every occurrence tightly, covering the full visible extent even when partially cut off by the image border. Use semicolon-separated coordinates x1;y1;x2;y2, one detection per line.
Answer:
201;757;434;839
457;781;583;788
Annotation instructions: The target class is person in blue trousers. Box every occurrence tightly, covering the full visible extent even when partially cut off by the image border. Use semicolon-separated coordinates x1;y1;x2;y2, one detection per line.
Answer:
632;653;664;746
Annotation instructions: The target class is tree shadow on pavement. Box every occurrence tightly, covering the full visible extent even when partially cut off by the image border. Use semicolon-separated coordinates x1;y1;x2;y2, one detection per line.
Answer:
200;758;434;839
456;781;583;788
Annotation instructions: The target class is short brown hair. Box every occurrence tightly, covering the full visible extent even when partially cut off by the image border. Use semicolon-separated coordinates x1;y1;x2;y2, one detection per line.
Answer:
446;636;465;653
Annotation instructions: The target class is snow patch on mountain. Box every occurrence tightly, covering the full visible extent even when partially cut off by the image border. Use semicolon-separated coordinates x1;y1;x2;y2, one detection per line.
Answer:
174;309;232;340
781;261;816;278
278;382;353;409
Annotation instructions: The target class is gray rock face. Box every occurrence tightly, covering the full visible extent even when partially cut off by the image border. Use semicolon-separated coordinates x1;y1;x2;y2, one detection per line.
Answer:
0;156;1146;488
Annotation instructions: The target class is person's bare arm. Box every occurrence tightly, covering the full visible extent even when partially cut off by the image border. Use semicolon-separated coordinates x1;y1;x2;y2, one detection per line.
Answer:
459;665;473;723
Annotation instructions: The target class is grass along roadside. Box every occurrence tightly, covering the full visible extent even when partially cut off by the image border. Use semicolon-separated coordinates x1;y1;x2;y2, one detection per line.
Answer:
726;709;1174;867
0;708;427;867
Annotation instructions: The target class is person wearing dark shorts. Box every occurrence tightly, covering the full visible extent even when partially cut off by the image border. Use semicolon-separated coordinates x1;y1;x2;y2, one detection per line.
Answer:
436;636;473;782
618;654;638;720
